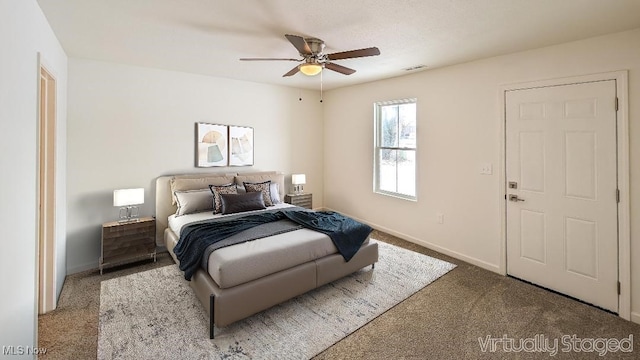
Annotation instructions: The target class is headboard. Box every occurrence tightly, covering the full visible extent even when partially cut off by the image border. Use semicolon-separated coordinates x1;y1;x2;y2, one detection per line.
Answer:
154;171;286;245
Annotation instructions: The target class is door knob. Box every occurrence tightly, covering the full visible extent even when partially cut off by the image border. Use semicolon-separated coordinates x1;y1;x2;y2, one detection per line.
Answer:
509;194;525;202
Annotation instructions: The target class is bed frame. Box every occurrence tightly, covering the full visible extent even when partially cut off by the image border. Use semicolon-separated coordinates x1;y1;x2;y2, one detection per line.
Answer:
155;171;379;339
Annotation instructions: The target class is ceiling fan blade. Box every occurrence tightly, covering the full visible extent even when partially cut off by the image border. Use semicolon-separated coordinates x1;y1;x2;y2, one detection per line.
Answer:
282;65;300;77
240;58;300;61
327;47;380;61
285;34;312;55
324;62;356;75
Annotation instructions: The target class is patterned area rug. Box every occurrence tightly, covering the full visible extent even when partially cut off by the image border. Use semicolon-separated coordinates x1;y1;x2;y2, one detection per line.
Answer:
98;241;456;359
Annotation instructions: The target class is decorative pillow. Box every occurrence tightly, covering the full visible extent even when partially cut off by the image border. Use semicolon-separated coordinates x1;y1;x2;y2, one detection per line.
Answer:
237;184;282;203
235;173;284;202
170;175;235;205
209;183;238;214
220;192;266;215
269;182;282;204
243;181;273;207
174;189;214;216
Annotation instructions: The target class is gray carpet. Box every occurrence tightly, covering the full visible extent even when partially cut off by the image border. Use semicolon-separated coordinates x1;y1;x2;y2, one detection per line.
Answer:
39;231;640;359
97;241;455;359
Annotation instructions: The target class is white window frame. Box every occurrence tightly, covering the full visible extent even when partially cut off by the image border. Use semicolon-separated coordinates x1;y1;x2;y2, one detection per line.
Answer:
373;98;417;201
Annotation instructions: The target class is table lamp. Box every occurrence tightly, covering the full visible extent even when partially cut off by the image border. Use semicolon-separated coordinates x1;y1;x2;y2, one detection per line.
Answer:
113;188;144;222
292;174;306;194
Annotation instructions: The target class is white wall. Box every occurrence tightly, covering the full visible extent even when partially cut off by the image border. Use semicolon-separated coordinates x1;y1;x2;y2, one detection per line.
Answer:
324;29;640;317
66;59;323;273
0;0;67;357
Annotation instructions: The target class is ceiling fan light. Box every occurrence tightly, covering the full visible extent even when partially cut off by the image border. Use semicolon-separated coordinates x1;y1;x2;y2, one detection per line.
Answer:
299;63;322;76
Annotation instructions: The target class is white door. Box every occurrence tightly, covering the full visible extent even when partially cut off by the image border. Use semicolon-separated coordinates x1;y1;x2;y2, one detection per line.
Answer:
506;80;618;312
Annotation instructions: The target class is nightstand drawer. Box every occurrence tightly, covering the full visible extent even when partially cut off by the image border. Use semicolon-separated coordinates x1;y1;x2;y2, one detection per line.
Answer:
285;193;313;209
102;235;155;256
292;199;312;207
103;220;154;236
100;217;156;274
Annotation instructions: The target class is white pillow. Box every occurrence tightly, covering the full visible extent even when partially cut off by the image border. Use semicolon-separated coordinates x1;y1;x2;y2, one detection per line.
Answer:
269;182;282;204
174;189;214;216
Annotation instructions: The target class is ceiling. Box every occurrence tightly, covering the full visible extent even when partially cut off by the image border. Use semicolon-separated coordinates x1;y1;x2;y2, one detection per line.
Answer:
37;0;640;90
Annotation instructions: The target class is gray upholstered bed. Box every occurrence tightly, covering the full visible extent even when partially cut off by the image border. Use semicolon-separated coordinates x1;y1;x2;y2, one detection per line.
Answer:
155;171;379;338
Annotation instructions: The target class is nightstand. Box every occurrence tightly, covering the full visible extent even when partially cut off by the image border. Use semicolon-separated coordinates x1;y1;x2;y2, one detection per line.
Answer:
285;193;312;209
100;217;157;274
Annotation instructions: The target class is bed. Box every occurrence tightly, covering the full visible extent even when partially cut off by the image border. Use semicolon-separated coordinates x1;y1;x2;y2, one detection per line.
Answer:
155;171;379;339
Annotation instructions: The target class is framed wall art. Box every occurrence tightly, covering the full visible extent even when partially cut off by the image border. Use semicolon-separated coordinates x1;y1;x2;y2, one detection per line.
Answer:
229;125;254;166
196;122;228;167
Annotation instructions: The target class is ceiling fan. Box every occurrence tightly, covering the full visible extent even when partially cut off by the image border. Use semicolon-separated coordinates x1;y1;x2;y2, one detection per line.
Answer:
240;34;380;77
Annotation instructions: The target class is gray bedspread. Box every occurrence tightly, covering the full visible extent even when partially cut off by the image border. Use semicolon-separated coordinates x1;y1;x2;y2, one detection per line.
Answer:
199;219;302;269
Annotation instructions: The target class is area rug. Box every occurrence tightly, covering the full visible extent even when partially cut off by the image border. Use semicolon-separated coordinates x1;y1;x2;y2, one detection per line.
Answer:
98;241;456;359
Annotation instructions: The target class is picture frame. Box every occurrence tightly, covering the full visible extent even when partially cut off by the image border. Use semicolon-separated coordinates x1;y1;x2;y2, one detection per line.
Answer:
195;123;228;167
228;125;254;166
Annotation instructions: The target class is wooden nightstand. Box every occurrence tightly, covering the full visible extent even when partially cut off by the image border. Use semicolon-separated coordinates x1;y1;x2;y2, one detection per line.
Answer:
100;217;157;274
285;193;312;209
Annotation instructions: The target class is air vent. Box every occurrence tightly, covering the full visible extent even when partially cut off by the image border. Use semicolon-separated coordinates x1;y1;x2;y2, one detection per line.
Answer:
404;65;427;71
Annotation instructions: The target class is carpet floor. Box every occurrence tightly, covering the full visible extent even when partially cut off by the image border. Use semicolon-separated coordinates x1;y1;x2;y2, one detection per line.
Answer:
97;241;454;359
39;230;640;359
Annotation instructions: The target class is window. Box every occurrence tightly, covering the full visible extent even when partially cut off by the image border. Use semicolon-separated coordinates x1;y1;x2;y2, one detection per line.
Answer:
374;98;417;200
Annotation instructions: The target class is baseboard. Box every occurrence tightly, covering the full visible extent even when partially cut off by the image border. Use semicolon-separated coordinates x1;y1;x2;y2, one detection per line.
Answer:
325;207;501;274
631;312;640;325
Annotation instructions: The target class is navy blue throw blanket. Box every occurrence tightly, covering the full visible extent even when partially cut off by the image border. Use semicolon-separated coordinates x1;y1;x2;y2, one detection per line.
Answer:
173;210;373;280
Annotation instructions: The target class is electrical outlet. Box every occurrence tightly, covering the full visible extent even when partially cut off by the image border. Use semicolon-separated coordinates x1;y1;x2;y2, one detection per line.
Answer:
480;163;493;175
436;213;444;224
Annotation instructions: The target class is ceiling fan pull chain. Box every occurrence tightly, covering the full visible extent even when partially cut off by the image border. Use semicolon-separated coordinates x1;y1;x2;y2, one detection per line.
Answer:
320;70;323;103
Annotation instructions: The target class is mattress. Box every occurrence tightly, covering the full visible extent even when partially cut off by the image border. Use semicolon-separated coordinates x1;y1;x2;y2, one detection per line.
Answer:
168;205;362;289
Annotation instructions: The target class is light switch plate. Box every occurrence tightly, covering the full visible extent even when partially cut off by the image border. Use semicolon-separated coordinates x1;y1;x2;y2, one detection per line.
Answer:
480;163;493;175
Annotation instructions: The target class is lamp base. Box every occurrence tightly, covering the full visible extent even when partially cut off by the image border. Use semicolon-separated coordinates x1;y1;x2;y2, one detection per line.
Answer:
118;206;140;223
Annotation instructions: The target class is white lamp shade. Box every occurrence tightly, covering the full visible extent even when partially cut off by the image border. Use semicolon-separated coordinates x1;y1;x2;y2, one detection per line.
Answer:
113;188;144;207
292;174;306;185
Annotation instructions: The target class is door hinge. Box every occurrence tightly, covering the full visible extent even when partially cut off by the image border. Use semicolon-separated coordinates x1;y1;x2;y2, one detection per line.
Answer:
615;97;619;111
618;281;621;295
616;189;620;203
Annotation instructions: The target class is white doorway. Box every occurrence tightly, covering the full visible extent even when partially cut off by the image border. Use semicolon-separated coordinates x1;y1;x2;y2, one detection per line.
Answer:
500;72;630;319
38;61;57;314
